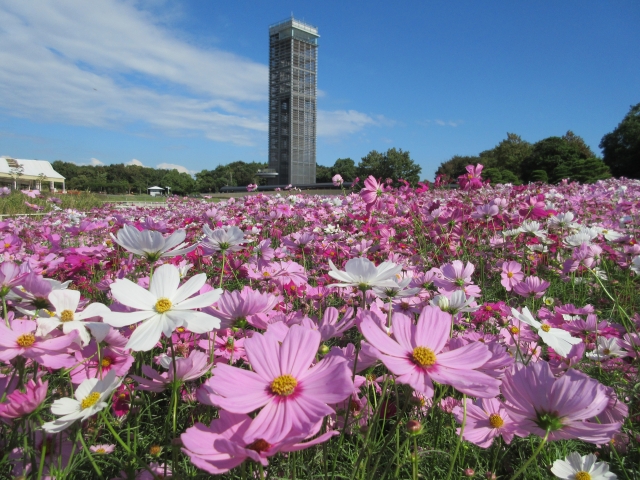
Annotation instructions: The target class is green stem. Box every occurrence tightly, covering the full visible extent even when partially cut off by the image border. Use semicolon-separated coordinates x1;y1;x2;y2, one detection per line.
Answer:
2;296;8;328
36;436;47;480
508;429;550;480
445;394;466;480
76;429;104;480
412;437;418;480
169;339;180;472
100;411;160;479
219;253;226;288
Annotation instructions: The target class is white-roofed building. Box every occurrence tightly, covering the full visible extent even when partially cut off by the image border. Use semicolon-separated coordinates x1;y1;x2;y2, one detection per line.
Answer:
0;157;66;191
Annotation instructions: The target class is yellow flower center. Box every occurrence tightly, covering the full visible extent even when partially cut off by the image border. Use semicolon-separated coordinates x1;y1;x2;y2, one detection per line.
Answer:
60;309;75;322
155;298;172;313
489;414;504;428
540;324;551;332
81;392;101;410
262;271;271;277
507;272;513;278
575;472;591;480
149;445;162;456
17;333;36;347
412;347;437;367
509;326;520;334
101;357;113;368
95;447;106;454
4;243;10;249
270;374;298;396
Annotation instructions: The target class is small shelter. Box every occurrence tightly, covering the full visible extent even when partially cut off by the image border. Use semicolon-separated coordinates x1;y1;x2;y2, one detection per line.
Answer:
147;186;165;197
0;157;66;191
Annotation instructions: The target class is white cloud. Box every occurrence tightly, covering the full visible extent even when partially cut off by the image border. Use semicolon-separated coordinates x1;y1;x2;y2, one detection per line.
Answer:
89;157;104;166
0;1;267;146
127;159;145;166
317;110;392;137
156;162;194;175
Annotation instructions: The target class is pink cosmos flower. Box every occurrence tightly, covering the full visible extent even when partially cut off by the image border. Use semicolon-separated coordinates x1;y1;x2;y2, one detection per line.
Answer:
452;397;526;448
332;174;344;187
198;325;353;443
360;176;385;212
208;286;278;329
501;361;621;444
500;261;524;291
132;350;211;392
0;319;78;369
458;164;483;190
90;444;115;455
0;378;48;419
512;276;550;299
360;306;500;399
181;410;337;475
433;260;475;292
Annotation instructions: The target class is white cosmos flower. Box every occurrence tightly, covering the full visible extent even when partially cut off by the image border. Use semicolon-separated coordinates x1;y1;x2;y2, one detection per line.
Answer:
201;225;245;254
430;290;479;315
42;370;121;433
372;276;421;299
36;290;111;346
548;212;579;230
519;220;547;239
328;258;401;290
564;227;599;247
586;337;626;361
103;264;222;351
551;452;617;480
511;306;581;357
631;256;640;275
111;225;196;262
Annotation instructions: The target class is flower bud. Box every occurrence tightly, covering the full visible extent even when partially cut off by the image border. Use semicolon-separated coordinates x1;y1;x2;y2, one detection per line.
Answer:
464;468;475;477
318;344;330;355
406;420;422;435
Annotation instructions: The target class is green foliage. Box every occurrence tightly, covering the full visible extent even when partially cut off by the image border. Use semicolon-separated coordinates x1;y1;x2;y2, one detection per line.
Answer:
479;133;533;179
529;170;549;183
483;167;520;185
436;155;481;179
315;164;332;183
356;148;422;186
522;132;609;184
0;191;104;215
332;158;357;181
600;102;640;178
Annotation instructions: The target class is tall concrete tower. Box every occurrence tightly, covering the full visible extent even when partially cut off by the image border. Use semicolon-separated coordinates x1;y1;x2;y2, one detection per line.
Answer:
267;17;319;185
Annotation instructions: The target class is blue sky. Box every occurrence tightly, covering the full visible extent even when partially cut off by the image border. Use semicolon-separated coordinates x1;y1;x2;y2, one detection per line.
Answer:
0;1;638;180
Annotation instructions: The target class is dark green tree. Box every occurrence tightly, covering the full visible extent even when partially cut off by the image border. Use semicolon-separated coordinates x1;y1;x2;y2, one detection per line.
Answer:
600;102;640;178
331;158;356;182
435;155;481;179
356;148;421;186
479;133;532;179
523;134;610;184
315;164;332;183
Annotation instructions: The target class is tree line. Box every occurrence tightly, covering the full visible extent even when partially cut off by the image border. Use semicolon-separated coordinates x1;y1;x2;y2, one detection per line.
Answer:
436;102;640;184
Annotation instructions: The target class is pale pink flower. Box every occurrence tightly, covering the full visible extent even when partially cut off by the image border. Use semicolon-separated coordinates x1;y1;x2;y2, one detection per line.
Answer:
501;361;621;443
433;260;475;292
132;350;211;392
360;306;500;399
198;325;353;443
512;276;550;299
500;261;524;291
452;397;526;448
0;378;48;419
181;410;337;474
360;176;385;212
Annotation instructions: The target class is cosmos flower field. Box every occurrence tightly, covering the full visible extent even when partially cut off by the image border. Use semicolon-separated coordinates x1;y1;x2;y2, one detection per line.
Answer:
0;171;638;479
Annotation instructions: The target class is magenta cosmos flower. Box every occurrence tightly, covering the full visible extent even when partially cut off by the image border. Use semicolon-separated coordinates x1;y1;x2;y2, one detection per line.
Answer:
359;175;385;212
199;324;353;443
452;397;526;448
0;378;48;419
361;306;500;399
501;361;622;444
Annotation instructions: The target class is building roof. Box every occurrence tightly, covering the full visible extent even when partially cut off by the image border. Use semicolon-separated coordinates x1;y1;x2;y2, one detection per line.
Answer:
0;157;65;181
147;186;164;190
